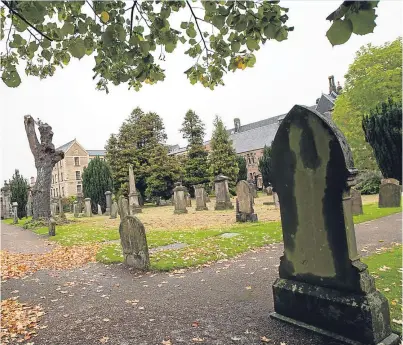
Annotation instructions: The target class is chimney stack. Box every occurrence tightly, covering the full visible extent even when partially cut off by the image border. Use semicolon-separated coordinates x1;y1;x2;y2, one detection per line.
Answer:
234;118;241;133
337;81;342;94
328;75;336;94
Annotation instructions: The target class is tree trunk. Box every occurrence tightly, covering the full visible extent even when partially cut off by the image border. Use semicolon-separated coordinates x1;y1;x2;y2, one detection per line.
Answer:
24;115;64;220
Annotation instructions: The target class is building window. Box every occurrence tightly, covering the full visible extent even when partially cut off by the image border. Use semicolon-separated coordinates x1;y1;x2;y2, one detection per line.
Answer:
75;171;81;180
74;157;80;166
56;189;58;197
62;187;64;196
55;174;57;183
77;185;82;194
61;173;63;181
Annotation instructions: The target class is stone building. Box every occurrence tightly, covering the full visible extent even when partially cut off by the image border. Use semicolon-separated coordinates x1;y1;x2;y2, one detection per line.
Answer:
51;139;105;198
168;76;341;186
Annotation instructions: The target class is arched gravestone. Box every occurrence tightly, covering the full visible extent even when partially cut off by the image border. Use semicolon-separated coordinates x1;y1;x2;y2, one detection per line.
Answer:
270;105;398;345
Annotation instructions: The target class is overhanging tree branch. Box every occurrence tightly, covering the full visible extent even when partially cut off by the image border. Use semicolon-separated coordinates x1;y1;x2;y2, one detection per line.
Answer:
130;0;138;37
1;0;56;42
186;0;209;65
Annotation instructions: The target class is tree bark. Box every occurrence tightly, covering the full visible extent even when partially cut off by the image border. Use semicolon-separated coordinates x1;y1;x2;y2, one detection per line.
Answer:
24;115;64;220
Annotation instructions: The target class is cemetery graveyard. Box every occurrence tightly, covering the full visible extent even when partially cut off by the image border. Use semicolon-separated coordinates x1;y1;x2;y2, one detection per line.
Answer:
1;106;402;345
1;3;402;344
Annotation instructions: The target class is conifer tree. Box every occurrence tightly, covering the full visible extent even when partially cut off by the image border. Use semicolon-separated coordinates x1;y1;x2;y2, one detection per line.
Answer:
9;169;28;218
180;110;210;195
362;99;402;182
106;107;180;200
236;156;247;182
259;145;273;187
209;116;239;188
82;157;113;213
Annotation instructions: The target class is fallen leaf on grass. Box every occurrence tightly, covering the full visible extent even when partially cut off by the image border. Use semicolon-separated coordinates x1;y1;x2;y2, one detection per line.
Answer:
245;286;252;290
392;319;403;325
192;321;199;327
231;336;241;341
260;336;271;342
379;266;391;272
383;288;390;292
103;318;110;322
162;340;172;345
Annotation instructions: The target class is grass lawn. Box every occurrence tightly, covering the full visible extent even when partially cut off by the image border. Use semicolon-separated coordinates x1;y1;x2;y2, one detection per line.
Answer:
2;202;401;271
362;245;402;334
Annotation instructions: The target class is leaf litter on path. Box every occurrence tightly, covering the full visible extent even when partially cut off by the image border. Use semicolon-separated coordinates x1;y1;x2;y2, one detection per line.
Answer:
0;244;100;281
0;297;44;343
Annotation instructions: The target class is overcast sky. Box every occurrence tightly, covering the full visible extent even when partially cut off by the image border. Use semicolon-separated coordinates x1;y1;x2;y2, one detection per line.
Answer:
1;1;402;181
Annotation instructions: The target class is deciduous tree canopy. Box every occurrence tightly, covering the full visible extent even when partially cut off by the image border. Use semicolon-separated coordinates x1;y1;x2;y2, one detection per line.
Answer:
1;1;380;91
332;37;402;170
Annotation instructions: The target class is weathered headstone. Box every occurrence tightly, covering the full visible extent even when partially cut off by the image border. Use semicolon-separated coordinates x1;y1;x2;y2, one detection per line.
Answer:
194;185;208;211
186;193;192;207
12;202;18;224
118;196;150;270
236;181;257;222
272;192;280;209
214;175;233;210
58;198;66;220
97;204;102;215
270;105;398;345
48;217;56;236
1;181;12;219
173;183;188;214
128;165;142;214
351;188;363;215
266;186;273;196
84;198;92;217
110;201;118;219
73;201;79;217
379;182;402;208
26;190;33;217
381;178;399;185
204;190;210;203
105;191;112;216
159;199;167;206
248;182;258;198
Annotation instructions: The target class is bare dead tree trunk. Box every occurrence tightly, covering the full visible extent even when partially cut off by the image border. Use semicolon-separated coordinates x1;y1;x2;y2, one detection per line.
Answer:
24;115;64;220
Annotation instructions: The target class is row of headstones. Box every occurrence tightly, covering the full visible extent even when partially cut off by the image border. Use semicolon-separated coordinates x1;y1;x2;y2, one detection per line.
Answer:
172;175;232;214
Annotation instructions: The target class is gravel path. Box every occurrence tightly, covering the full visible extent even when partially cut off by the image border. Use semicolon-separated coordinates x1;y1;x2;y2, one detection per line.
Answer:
1;213;401;345
1;222;54;254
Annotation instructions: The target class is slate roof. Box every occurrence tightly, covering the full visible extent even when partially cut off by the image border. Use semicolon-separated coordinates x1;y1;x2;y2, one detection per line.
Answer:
56;139;105;156
316;93;336;115
87;150;106;156
56;139;75;152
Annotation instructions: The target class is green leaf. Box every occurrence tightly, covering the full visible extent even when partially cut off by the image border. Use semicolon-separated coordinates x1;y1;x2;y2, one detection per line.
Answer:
231;41;240;53
12;34;26;47
160;7;171;19
180;22;188;29
263;24;277;39
246;54;256;67
62;53;71;65
41;49;52;61
189;38;197;46
165;42;175;53
246;37;258;51
41;38;51;49
212;15;226;30
28;41;39;54
69;39;86;59
61;22;74;37
186;27;197;38
2;69;21;88
326;19;353;46
235;19;247;32
139;41;150;55
275;27;288;42
204;1;216;12
349;9;377;35
179;36;186;44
